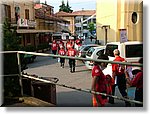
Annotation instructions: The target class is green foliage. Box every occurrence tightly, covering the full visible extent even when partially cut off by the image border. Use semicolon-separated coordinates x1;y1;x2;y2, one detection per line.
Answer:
3;18;21;51
59;0;73;13
87;22;95;33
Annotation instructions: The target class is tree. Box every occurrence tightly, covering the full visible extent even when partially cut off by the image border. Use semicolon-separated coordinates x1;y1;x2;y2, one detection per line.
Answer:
59;0;73;13
87;22;95;34
3;18;21;51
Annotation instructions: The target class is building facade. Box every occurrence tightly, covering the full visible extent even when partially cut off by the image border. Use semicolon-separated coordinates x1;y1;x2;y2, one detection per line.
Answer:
55;10;96;37
96;0;143;45
1;0;69;51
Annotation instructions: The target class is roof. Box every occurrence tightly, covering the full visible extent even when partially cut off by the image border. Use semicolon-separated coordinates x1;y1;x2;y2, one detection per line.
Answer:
55;11;75;17
72;10;96;16
35;10;69;23
55;10;96;17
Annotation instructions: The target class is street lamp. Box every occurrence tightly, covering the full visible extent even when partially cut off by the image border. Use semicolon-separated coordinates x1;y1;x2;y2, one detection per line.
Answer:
102;25;110;45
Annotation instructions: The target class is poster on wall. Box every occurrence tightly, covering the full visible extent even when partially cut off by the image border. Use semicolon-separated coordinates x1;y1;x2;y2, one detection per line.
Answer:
119;29;128;43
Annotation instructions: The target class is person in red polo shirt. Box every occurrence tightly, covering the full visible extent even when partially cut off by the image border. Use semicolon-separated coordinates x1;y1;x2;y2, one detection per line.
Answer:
67;46;77;73
58;40;64;50
91;54;109;107
51;40;58;57
109;49;131;106
58;46;66;68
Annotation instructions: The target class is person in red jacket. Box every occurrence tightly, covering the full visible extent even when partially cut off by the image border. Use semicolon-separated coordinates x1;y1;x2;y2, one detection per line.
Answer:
91;54;109;107
58;46;66;68
51;40;58;57
67;46;77;73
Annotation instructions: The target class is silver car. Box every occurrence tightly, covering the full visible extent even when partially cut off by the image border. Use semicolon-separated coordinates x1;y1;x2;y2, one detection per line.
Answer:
78;44;100;58
85;46;106;69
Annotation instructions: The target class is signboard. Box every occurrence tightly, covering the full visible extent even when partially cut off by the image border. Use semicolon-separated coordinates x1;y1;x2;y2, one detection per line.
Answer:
18;18;28;27
119;29;128;43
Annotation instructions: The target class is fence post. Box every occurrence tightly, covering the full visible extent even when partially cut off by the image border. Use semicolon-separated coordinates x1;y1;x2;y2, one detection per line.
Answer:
17;52;23;96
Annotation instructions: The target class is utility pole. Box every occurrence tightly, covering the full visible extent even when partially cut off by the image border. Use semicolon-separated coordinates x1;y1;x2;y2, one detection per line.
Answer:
102;25;110;45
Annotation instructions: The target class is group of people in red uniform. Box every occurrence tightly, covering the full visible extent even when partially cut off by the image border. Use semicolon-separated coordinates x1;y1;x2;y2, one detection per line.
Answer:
91;49;143;107
51;39;80;73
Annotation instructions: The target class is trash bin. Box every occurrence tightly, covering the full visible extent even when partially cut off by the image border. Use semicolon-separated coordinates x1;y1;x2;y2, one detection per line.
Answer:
32;77;58;105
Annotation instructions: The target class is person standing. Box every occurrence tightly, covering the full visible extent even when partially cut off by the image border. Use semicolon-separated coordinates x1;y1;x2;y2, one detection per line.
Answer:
58;40;64;50
58;46;66;68
125;58;143;107
66;40;73;51
91;54;109;107
109;49;131;106
67;46;77;73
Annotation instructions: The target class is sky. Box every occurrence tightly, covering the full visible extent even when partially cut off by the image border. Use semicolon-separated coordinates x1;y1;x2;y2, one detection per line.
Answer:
40;0;96;13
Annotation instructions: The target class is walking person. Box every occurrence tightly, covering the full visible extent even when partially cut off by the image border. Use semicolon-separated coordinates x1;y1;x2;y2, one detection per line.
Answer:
51;40;58;58
125;58;143;107
58;46;66;68
91;54;109;107
67;46;77;73
109;49;131;106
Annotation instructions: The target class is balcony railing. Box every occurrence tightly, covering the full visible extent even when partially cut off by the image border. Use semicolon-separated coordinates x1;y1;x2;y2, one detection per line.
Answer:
9;18;36;27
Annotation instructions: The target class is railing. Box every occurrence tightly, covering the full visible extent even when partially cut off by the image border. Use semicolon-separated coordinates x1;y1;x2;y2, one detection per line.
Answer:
1;51;143;105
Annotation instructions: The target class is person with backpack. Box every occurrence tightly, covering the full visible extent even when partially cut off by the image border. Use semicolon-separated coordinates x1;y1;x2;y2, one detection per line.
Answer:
109;49;131;106
91;54;109;107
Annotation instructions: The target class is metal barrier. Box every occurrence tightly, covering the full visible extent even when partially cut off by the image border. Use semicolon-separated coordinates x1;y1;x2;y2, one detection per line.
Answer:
2;51;143;105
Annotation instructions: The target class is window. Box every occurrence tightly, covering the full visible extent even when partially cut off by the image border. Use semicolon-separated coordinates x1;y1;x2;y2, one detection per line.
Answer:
4;5;11;21
86;47;95;57
15;6;20;22
105;44;118;57
132;12;138;24
25;9;29;19
125;44;143;58
83;26;87;29
96;49;104;57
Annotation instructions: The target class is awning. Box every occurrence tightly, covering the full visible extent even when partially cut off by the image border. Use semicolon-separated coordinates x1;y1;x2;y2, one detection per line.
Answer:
17;29;54;33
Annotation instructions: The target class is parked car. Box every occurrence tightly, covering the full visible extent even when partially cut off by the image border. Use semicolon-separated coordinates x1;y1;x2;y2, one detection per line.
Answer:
85;46;106;69
78;44;100;58
103;41;143;77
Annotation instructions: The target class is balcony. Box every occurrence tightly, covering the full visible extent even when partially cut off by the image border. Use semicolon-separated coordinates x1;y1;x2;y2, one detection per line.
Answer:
9;18;36;28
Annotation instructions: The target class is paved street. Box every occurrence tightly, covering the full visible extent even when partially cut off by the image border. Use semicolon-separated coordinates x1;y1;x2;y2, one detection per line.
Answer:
24;51;135;107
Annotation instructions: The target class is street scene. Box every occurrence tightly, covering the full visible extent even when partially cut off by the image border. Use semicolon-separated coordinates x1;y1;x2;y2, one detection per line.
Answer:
1;0;143;107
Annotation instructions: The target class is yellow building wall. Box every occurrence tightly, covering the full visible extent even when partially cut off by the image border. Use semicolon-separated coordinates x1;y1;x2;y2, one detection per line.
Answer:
96;0;143;44
96;0;118;44
60;16;75;35
124;0;143;41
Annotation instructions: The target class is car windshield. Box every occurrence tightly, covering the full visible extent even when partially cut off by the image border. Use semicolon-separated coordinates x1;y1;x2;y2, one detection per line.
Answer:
105;44;118;57
86;47;95;57
125;44;143;58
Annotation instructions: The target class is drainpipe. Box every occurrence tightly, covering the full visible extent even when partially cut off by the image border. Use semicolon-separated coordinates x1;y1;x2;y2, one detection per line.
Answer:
102;25;110;45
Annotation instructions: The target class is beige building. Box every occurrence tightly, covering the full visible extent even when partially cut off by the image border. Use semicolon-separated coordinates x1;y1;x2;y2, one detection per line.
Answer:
96;0;143;45
1;1;69;50
55;10;96;37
